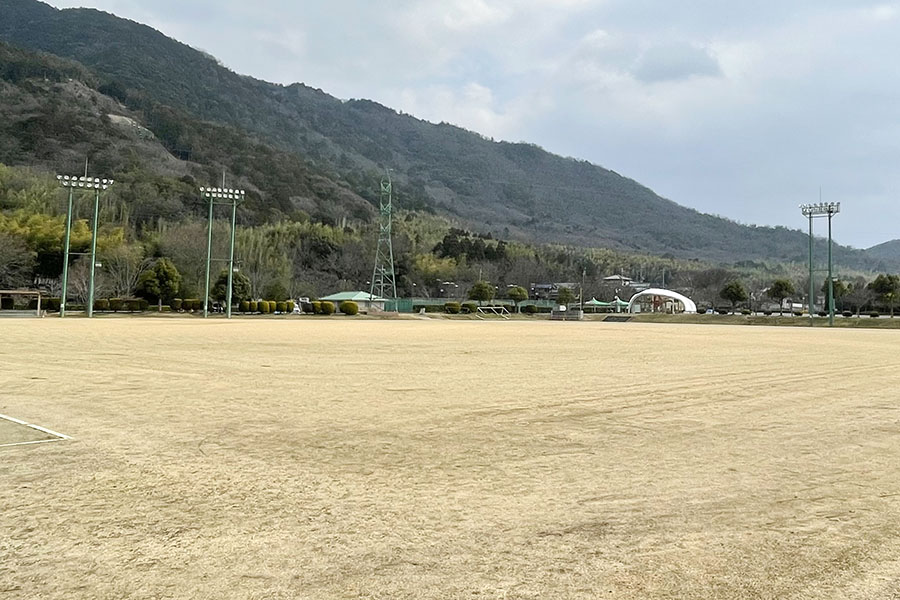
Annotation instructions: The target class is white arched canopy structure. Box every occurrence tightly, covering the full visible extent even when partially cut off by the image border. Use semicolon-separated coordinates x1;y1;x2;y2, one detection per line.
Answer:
627;288;697;314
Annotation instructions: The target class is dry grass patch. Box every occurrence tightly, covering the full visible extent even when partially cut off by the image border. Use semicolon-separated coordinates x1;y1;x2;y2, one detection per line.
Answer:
2;319;900;599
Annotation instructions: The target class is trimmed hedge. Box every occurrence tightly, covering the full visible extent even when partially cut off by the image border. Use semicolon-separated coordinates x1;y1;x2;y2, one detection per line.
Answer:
240;300;250;313
259;301;270;314
249;300;258;313
109;298;124;312
321;301;335;315
793;311;804;317
817;310;827;317
444;301;461;314
870;311;880;318
522;304;538;315
741;309;751;315
339;300;359;315
413;304;443;313
842;310;853;318
276;301;287;313
696;307;707;314
462;302;477;314
94;298;109;312
181;298;201;312
311;300;322;314
171;298;183;311
286;301;296;313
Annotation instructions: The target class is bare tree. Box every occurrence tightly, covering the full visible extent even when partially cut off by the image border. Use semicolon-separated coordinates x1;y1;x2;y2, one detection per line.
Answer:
67;257;111;305
0;233;34;289
101;244;151;298
157;220;229;297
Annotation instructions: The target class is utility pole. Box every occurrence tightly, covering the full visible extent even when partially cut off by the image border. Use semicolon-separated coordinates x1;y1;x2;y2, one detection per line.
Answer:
581;267;585;311
369;170;397;304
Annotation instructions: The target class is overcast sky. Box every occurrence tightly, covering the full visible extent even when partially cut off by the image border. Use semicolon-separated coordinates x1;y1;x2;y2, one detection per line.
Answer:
47;0;900;248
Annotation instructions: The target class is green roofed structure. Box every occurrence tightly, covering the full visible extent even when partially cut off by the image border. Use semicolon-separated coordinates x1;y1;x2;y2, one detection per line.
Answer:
583;297;630;313
319;291;388;313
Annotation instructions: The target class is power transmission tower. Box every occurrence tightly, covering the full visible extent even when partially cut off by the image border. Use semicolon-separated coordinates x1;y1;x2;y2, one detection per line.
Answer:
370;171;397;303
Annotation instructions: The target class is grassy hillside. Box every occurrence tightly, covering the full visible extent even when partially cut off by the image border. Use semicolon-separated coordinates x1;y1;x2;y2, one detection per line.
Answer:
0;0;892;271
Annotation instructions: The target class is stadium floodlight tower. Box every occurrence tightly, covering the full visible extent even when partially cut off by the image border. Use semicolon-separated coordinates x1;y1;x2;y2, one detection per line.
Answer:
800;201;840;326
200;186;244;318
369;171;397;305
56;175;114;318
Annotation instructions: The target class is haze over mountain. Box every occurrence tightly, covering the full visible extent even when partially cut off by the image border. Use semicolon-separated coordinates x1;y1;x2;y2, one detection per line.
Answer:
41;0;900;251
0;0;896;271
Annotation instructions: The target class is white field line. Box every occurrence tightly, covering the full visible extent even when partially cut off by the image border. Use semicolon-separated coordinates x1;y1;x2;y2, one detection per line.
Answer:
0;438;69;448
0;412;71;448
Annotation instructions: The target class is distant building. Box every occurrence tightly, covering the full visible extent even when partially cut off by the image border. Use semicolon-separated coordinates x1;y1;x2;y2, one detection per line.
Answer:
627;289;697;314
319;291;387;312
529;282;577;301
602;274;633;285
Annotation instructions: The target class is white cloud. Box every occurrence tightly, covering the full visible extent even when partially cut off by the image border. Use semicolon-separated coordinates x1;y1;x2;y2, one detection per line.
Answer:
632;42;722;83
42;0;900;247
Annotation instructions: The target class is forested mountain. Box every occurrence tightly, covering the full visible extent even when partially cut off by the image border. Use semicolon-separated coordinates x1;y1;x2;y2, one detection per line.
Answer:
866;240;900;261
0;0;892;271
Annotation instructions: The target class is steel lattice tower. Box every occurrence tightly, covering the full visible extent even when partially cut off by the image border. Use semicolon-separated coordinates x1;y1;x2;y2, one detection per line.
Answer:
369;172;397;302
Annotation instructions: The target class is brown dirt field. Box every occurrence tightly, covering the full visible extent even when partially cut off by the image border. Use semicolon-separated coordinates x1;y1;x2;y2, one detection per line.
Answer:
0;418;58;446
2;318;900;599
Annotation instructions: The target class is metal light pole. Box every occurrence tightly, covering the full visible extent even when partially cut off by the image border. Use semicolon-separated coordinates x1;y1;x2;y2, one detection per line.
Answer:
800;202;841;326
807;211;814;320
826;204;840;325
57;175;113;317
203;193;214;318
226;197;237;318
58;182;74;318
87;188;100;317
581;267;585;311
201;186;244;318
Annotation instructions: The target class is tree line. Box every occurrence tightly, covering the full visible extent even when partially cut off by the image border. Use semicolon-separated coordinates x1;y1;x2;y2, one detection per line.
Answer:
711;275;900;316
2;163;893;314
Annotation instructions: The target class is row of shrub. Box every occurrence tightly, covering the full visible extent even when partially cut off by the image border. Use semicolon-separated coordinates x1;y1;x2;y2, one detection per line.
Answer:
695;307;889;318
237;300;297;314
12;297;152;312
170;299;204;312
303;300;359;315
94;298;151;312
228;299;361;316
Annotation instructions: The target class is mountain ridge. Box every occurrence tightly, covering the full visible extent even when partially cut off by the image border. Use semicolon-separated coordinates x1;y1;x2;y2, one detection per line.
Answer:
0;0;895;271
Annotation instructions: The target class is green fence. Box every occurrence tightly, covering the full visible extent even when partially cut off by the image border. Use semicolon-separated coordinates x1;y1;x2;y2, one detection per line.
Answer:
386;298;557;313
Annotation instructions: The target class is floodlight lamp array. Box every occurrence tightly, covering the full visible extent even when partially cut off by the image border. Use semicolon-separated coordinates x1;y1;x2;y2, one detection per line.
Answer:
56;175;114;190
200;187;245;200
800;202;840;216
